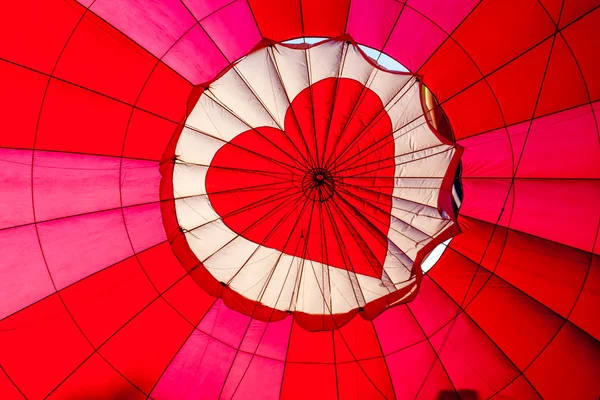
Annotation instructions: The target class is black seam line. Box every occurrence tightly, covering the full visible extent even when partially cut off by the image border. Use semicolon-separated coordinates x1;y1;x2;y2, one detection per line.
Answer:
338;146;454;179
27;2;150;398
302;35;322;168
328;89;425;174
437;2;598;397
336;140;449;177
323;69;417;172
371;318;396;400
266;46;319;169
223;191;310;287
0;363;26;399
218;193;311;399
417;5;600;110
327;193;402;288
227;199;318;399
182;185;304;235
334;183;447;251
318;42;349;169
0;144;165;163
0;56;191;131
194;93;307;174
407;303;460;400
223;57;315;169
339;179;450;216
303;201;392;400
331;188;417;279
321;200;366;308
324;0;412;172
327;86;425;174
475;2;600;392
174;160;293;178
182;124;304;176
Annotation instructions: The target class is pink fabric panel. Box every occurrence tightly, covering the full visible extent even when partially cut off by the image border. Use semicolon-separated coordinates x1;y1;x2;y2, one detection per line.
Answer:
0;225;54;320
429;313;519;398
385;340;437;399
122;203;167;253
33;151;120;221
221;353;284;400
38;209;133;289
201;0;262;62
0;149;33;229
162;24;229;85
407;276;458;336
459;178;513;225
120;159;161;207
384;7;447;72
198;299;251;348
373;305;425;354
183;0;237;21
459;128;515;178
509;179;599;253
239;316;292;360
151;330;236;400
346;0;404;50
89;0;196;57
409;0;480;33
517;103;600;178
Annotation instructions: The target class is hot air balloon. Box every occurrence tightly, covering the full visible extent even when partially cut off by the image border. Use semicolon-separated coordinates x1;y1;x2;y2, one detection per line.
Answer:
0;0;598;399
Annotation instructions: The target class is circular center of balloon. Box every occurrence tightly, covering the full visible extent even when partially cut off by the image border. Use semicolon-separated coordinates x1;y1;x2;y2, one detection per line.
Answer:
162;40;461;328
302;168;335;202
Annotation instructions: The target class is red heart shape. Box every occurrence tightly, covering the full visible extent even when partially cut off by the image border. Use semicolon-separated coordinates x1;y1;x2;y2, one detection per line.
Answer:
206;78;395;279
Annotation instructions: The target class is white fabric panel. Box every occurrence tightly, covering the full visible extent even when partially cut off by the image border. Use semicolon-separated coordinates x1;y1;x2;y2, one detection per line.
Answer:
307;40;345;83
176;127;225;165
173;163;208;197
206;72;279;130
270;45;310;101
233;49;290;128
173;41;458;316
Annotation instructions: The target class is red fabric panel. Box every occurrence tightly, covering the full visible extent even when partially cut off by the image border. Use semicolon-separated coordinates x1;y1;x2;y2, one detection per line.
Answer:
248;0;302;41
0;368;24;400
466;275;563;370
281;364;338;400
559;0;599;28
337;358;394;400
429;313;520;399
0;61;48;149
286;320;334;363
535;34;589;117
136;63;193;122
487;39;553;125
60;255;157;347
346;0;404;50
452;0;555;75
570;255;600;340
136;242;187;293
408;276;459;336
0;0;84;73
54;12;156;104
562;8;600;101
442;80;504;139
0;295;93;399
47;353;146;400
373;305;425;354
98;298;193;394
334;317;383;362
385;341;437;399
37;79;132;156
302;0;350;37
162;275;216;326
493;375;541;400
124;109;178;160
420;39;481;102
526;323;600;400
